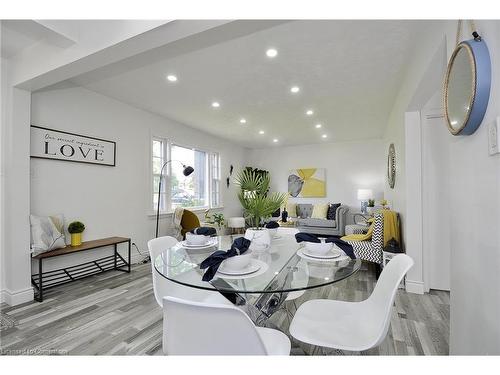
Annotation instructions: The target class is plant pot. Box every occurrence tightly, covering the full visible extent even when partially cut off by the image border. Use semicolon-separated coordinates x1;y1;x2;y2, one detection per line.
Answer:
70;233;82;247
244;228;271;251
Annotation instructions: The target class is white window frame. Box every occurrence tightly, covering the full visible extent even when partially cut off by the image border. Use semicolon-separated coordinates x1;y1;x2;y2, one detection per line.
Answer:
151;136;222;214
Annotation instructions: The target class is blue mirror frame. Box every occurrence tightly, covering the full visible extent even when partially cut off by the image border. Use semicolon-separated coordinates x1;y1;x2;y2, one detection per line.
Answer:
444;38;491;136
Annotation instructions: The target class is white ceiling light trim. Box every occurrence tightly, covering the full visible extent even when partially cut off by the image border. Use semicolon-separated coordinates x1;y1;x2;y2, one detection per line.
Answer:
306;109;314;116
211;101;220;108
290;86;300;94
259;130;265;135
240;118;247;124
273;138;279;143
166;74;177;82
315;123;322;128
321;134;328;139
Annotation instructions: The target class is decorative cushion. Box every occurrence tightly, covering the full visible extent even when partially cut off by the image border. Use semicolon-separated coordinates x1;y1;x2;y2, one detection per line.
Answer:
285;203;297;217
311;203;329;219
327;203;341;220
30;214;67;256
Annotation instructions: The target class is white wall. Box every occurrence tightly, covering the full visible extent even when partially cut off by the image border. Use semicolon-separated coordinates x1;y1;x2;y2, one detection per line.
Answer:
1;56;33;305
384;20;500;354
445;21;500;355
246;139;385;217
30;86;246;271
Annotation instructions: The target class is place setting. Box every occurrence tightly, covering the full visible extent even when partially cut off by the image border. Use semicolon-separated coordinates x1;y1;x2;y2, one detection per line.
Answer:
199;237;268;281
295;233;355;262
265;221;283;241
179;227;218;250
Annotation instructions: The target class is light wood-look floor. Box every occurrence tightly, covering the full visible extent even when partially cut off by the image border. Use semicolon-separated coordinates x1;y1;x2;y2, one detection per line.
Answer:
0;262;449;355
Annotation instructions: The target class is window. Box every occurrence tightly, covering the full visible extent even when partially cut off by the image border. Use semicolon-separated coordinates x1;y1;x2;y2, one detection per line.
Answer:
210;152;221;207
152;138;221;212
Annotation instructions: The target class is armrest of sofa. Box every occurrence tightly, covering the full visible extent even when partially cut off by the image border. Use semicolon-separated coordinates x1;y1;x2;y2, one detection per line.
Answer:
335;205;349;235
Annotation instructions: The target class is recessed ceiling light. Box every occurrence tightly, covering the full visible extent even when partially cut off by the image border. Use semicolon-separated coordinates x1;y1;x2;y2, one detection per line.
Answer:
290;86;300;94
211;102;220;108
306;110;314;116
266;48;278;58
315;124;322;129
322;134;328;139
273;138;278;143
259;130;265;135
166;75;177;82
240;118;247;124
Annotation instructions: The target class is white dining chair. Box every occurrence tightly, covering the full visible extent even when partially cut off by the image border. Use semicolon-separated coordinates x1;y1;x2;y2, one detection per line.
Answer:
289;254;413;353
148;236;235;355
147;236;232;308
163;296;291;355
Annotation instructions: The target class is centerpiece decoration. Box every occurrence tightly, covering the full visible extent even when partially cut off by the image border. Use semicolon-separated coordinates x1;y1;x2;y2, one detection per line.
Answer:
234;167;286;249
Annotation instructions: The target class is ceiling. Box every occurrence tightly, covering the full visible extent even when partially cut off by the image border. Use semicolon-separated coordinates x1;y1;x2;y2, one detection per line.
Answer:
69;20;428;148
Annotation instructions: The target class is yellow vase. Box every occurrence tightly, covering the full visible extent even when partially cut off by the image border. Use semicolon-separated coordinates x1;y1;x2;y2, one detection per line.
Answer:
71;233;82;247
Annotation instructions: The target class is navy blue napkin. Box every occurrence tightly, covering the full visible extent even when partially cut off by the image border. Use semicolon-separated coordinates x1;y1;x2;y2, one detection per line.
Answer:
190;227;217;236
325;237;356;259
200;237;251;281
265;221;279;229
295;232;321;243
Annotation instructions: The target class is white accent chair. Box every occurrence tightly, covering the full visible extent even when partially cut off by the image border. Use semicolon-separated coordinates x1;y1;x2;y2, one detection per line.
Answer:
289;254;413;353
163;296;291;355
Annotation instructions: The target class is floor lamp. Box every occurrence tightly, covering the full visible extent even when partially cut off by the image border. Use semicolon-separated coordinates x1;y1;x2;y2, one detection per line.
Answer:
155;160;194;238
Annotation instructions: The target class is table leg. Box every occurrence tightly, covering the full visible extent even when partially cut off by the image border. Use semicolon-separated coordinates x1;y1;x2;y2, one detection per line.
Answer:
114;244;117;270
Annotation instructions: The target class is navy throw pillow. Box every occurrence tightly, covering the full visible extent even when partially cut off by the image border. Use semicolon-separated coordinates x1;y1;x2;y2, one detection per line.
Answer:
327;203;341;220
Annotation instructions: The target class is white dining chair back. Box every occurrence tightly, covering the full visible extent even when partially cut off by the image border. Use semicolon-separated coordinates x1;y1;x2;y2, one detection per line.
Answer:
289;253;413;352
164;296;270;355
147;236;179;307
363;253;414;347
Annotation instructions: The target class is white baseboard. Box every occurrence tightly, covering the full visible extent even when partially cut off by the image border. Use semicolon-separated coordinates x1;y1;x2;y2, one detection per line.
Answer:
405;279;425;294
1;287;34;306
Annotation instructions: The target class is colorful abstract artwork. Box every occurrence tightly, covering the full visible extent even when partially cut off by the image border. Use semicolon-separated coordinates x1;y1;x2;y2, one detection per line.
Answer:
288;168;326;198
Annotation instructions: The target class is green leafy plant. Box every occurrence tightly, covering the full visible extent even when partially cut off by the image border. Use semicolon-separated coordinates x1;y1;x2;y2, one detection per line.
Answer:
368;199;375;207
204;210;225;229
234;168;286;228
68;221;85;234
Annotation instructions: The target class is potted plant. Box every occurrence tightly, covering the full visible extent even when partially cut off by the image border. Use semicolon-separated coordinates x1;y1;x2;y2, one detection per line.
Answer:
234;168;286;249
68;221;85;246
204;210;226;235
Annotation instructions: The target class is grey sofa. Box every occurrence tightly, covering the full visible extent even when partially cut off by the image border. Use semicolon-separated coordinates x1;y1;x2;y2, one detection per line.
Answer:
294;204;349;236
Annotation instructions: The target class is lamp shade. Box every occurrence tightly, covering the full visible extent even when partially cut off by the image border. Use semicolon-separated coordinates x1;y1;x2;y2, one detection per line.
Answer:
357;189;373;201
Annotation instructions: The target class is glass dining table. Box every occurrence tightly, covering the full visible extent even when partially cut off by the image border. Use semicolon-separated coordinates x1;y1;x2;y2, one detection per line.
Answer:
154;233;361;324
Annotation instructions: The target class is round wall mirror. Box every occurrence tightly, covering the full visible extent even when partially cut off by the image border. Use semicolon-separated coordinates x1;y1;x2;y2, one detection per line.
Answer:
387;143;396;189
444;38;491;135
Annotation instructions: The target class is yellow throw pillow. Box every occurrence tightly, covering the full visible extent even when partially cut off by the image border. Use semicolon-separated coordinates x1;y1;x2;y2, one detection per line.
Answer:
286;203;297;217
311;203;329;219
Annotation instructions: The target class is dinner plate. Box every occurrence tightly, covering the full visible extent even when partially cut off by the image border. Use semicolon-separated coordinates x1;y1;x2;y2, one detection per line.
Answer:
297;248;348;262
218;260;261;276
180;238;218;249
302;247;342;259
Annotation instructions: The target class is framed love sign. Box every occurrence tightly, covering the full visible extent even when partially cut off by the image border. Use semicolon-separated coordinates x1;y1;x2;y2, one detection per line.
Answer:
30;126;116;167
